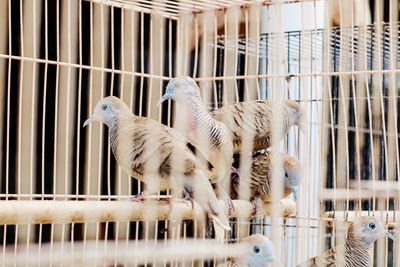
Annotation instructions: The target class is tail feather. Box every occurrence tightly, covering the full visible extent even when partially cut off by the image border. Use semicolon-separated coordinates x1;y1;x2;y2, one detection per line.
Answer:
188;170;231;231
210;213;231;231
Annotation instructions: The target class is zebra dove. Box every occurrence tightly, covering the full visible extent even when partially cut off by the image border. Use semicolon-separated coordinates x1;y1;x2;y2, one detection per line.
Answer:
84;96;230;230
218;234;279;267
231;151;303;215
158;76;233;184
298;216;394;267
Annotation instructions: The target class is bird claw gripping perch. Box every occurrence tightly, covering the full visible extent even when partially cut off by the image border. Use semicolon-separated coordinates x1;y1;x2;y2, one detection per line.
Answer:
221;189;236;216
183;194;195;209
226;196;235;216
213;183;236;216
251;198;263;217
251;201;257;216
129;191;148;203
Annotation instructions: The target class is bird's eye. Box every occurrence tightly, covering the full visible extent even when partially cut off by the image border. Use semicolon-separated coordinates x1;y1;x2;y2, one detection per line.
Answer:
102;104;109;111
253;245;260;254
368;223;376;230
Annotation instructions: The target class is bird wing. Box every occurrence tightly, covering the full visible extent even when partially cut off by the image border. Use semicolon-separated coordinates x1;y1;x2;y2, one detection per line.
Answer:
211;100;273;153
211;100;296;153
166;126;218;181
231;152;277;201
167;126;213;164
250;152;274;199
126;117;230;230
297;247;340;267
113;116;195;188
216;259;239;267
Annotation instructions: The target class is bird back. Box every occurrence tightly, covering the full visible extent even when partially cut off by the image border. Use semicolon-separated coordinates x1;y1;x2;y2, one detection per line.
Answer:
211;100;299;153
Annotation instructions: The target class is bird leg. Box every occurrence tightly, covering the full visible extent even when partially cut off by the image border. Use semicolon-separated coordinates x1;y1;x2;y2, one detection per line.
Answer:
251;201;257;216
130;190;169;203
168;189;195;209
182;189;195;209
223;191;236;216
213;183;235;216
129;190;151;203
251;197;263;217
168;193;195;210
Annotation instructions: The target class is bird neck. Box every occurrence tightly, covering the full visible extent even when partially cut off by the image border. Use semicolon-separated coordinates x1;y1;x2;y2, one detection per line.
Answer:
174;92;227;156
108;119;119;155
184;92;207;114
179;93;218;134
106;118;117;129
108;112;133;154
343;233;372;265
346;232;374;248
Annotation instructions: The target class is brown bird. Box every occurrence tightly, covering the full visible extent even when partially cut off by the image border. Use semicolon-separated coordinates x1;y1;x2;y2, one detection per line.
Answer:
298;216;394;267
158;76;233;185
158;77;305;214
218;234;279;267
158;76;305;158
158;76;236;214
84;96;230;230
211;99;305;154
230;151;303;214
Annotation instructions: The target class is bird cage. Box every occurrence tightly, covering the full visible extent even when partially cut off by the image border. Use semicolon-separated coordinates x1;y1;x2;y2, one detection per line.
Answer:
0;0;398;266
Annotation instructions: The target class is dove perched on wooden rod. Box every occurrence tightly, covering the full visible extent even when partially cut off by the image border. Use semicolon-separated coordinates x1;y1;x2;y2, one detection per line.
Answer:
231;151;303;215
218;234;280;267
158;76;233;184
298;216;394;267
83;96;230;230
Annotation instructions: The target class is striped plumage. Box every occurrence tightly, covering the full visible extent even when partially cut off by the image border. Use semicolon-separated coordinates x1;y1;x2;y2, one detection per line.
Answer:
84;96;230;230
158;76;305;180
211;99;305;154
298;216;394;267
218;234;277;267
230;152;303;206
158;76;234;184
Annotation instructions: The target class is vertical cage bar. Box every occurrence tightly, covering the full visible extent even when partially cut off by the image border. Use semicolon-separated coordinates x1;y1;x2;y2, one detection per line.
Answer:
336;0;351;220
75;0;83;200
0;0;7;204
387;1;400;264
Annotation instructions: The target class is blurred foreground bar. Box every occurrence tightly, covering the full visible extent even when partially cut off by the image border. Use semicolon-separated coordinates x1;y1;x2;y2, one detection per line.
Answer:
0;239;249;266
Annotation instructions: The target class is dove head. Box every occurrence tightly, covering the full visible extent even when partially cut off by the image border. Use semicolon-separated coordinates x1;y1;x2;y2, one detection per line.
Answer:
158;76;200;105
285;100;306;132
348;216;394;245
83;96;131;128
282;156;303;200
243;234;278;267
282;156;303;187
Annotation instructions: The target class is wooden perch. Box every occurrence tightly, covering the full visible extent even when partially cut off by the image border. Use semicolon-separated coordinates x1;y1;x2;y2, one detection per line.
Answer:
0;199;296;225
